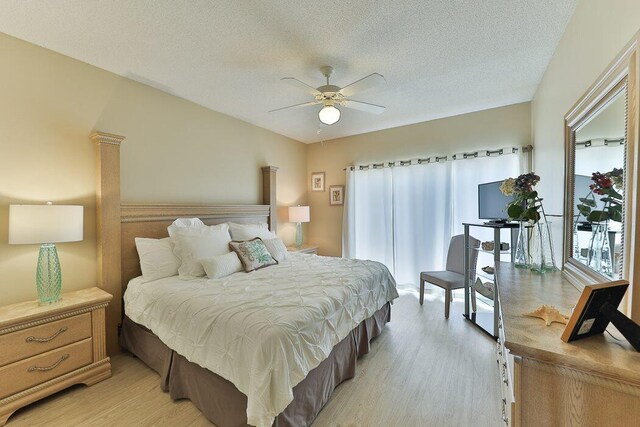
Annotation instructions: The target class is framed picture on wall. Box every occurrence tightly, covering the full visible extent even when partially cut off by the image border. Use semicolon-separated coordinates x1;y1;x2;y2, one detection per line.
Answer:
329;185;344;205
311;172;325;191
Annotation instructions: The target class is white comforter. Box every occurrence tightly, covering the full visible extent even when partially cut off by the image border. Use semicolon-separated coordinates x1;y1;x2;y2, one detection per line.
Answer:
124;253;398;427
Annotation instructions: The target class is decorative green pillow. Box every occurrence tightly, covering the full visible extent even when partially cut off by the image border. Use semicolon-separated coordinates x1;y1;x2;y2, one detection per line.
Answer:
229;238;278;272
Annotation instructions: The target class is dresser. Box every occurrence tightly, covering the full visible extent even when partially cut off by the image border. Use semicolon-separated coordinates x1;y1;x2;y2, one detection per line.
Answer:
495;263;640;426
0;288;112;426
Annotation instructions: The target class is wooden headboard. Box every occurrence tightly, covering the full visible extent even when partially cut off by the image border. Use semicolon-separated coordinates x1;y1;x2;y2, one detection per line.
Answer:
120;203;270;291
91;131;278;355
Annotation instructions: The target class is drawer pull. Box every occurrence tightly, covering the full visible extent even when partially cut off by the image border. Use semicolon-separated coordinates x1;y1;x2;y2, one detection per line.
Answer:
27;354;69;372
25;326;68;343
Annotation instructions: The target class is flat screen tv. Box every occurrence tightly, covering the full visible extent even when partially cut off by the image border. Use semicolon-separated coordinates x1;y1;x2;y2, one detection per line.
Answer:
478;180;516;222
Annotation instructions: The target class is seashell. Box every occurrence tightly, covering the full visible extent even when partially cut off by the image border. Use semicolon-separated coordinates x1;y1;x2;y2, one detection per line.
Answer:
524;304;570;326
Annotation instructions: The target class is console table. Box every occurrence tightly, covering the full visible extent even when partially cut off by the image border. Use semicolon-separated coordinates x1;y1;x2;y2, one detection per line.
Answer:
495;262;640;426
463;222;519;337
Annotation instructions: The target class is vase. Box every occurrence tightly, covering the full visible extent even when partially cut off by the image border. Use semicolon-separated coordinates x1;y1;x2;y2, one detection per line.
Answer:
572;224;581;260
529;221;557;273
587;223;613;277
514;222;529;268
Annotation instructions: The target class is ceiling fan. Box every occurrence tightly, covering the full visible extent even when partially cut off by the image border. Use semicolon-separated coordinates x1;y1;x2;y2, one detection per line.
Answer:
270;66;386;125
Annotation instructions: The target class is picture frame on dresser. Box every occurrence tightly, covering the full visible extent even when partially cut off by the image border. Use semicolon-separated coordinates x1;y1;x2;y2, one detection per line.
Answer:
561;279;640;351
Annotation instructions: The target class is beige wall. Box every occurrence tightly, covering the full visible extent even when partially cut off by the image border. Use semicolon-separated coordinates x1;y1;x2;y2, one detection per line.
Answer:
0;33;307;306
307;102;532;256
531;0;640;259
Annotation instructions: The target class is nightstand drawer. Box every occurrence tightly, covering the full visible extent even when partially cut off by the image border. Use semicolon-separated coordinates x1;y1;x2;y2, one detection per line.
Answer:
298;248;318;255
0;337;93;400
286;245;319;255
0;312;92;367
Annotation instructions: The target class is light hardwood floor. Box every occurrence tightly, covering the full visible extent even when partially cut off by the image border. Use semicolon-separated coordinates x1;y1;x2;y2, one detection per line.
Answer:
7;289;501;426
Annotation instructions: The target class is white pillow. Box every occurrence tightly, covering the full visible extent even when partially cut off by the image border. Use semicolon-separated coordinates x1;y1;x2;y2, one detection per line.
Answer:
167;217;207;237
169;220;224;261
228;222;275;241
262;237;288;262
135;237;180;282
172;224;232;278
201;252;243;279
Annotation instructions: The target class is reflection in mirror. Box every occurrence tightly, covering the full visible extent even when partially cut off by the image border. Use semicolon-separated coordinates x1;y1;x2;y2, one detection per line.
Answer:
572;89;626;279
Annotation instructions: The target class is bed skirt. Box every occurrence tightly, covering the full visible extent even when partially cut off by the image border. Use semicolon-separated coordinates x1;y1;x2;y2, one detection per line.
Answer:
120;302;391;427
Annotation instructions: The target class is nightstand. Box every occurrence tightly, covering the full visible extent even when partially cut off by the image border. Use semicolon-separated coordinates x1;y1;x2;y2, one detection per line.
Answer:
287;244;319;255
0;287;112;426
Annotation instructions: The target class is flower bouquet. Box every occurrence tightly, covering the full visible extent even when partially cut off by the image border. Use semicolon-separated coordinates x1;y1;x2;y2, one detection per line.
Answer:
576;168;623;223
500;172;544;222
500;172;556;273
574;168;623;276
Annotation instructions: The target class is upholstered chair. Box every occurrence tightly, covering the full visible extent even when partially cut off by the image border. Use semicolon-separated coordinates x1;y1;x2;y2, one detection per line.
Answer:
419;234;480;318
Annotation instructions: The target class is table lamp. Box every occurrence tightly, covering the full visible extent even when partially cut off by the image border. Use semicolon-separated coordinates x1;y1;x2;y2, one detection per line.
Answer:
289;205;310;248
9;203;84;304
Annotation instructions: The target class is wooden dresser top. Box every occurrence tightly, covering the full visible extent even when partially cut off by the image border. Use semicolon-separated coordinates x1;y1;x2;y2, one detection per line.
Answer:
0;287;112;330
496;262;640;385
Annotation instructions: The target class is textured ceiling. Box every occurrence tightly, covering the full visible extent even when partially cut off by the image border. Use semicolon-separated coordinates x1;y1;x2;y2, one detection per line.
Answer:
0;1;577;143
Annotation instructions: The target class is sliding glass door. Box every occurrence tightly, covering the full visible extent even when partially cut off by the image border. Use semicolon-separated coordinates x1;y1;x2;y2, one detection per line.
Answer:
343;150;526;286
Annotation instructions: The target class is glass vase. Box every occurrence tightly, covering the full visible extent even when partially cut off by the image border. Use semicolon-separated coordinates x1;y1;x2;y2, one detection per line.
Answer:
529;221;557;274
572;224;581;260
587;223;613;277
514;222;529;268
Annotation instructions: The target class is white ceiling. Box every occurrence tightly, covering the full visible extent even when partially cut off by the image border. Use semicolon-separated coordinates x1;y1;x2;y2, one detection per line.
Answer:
0;1;577;143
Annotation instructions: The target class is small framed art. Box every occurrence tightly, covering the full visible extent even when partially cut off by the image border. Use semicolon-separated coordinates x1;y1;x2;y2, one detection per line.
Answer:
329;185;344;205
561;280;629;343
311;172;325;192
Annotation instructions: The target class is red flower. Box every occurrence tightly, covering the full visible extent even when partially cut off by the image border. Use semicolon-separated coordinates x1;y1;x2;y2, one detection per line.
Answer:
590;172;613;195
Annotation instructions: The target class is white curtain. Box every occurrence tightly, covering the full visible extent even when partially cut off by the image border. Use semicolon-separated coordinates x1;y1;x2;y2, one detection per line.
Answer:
342;167;395;271
392;162;452;285
343;150;527;286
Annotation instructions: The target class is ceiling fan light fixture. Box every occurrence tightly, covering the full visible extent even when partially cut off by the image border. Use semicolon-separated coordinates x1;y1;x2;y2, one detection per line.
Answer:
318;105;340;125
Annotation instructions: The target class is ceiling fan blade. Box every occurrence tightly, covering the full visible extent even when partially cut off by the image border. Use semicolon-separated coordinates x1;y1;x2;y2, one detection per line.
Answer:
341;99;386;114
269;101;319;113
281;77;322;95
339;73;385;97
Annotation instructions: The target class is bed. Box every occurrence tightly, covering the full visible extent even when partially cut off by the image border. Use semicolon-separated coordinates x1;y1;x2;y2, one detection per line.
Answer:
90;136;397;427
114;208;397;427
121;252;397;426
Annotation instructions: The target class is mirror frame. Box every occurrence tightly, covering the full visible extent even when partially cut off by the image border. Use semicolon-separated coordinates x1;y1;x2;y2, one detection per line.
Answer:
563;32;640;319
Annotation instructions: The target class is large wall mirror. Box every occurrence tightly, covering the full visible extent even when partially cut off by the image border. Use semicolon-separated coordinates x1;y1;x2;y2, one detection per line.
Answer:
573;84;627;279
564;33;639;319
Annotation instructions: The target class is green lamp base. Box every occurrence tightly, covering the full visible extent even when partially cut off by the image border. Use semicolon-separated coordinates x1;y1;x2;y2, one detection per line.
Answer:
295;222;304;248
36;243;62;305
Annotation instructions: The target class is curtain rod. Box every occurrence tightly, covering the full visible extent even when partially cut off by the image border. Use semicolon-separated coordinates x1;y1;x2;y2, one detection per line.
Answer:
576;137;625;147
343;145;533;171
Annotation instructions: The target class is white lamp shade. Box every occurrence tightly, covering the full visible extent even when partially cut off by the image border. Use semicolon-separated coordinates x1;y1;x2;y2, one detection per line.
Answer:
289;206;310;223
318;105;340;125
9;204;84;244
